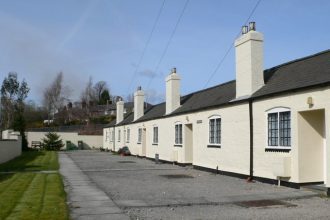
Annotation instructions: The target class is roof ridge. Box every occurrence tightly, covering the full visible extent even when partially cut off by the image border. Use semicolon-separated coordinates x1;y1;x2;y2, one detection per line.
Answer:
264;49;330;72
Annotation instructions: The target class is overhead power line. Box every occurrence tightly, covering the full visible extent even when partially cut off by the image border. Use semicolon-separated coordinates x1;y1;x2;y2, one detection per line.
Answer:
146;0;190;90
203;0;262;88
127;0;166;93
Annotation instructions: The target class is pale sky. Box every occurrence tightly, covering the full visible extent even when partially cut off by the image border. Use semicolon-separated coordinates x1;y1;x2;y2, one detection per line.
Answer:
0;0;329;104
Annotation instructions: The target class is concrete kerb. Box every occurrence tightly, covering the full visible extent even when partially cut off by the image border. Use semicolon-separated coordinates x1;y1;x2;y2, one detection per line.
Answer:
59;152;130;220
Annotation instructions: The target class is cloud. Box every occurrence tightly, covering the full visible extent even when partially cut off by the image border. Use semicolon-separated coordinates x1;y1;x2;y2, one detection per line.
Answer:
138;69;159;79
57;0;100;53
0;11;87;103
144;89;164;104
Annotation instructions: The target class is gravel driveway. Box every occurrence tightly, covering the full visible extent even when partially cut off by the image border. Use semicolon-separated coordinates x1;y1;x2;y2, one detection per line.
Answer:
63;151;330;220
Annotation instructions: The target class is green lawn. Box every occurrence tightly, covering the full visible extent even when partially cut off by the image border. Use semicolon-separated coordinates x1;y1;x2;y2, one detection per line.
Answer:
0;151;69;220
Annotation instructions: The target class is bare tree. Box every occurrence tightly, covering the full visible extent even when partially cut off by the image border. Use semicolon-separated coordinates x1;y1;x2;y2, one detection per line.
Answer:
43;72;71;121
94;81;108;103
80;76;96;105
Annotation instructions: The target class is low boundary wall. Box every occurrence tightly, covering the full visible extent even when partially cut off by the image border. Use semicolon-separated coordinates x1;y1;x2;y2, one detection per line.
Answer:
26;132;103;150
0;137;22;164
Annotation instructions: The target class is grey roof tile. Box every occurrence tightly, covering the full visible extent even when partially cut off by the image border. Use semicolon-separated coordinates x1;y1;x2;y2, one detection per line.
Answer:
253;49;330;98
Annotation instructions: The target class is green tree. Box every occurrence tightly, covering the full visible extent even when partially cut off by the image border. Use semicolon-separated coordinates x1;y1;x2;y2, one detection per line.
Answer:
99;89;110;105
1;72;29;150
42;132;64;151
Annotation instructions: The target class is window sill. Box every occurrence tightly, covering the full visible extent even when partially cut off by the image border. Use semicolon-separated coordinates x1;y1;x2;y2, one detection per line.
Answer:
207;145;221;148
152;143;158;146
137;142;141;144
174;144;183;147
265;147;291;152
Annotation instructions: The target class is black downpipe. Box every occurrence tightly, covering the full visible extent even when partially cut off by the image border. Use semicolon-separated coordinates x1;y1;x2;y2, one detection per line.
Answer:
248;99;254;180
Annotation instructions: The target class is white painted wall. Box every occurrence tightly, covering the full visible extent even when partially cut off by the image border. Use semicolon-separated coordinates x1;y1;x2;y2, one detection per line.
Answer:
325;109;330;187
104;86;330;185
2;130;20;140
26;132;103;150
0;136;22;164
253;87;330;183
107;102;250;175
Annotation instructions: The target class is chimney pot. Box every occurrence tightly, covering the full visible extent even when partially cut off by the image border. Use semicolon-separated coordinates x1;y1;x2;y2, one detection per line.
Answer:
249;22;256;31
171;67;176;74
242;26;248;35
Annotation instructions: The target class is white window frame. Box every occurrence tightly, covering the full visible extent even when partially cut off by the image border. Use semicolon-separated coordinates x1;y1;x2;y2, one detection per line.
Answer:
126;128;130;143
153;126;159;144
137;128;142;144
208;115;221;146
175;122;183;145
266;107;291;150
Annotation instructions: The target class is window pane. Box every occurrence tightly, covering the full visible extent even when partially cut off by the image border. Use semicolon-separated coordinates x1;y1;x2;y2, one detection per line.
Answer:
209;119;214;143
179;124;182;144
216;118;221;144
175;125;178;144
156;127;158;143
138;128;142;143
279;111;291;146
153;127;158;143
268;113;278;146
175;124;183;144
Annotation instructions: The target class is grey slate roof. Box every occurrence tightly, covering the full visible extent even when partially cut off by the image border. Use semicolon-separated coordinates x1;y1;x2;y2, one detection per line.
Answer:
117;112;134;126
253;49;330;98
136;103;166;122
105;49;330;128
172;80;236;115
103;119;116;128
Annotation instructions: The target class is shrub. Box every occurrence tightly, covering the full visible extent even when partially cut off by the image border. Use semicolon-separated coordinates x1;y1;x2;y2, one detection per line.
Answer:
42;132;64;151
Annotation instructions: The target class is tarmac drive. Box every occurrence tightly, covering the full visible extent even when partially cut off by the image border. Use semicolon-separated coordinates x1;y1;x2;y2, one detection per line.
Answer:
60;151;330;220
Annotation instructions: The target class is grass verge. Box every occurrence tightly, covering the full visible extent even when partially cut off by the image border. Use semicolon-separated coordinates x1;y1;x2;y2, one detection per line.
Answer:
0;151;58;172
0;151;69;220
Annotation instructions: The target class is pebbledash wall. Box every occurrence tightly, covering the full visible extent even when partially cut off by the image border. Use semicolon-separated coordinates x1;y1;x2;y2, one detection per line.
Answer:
26;132;103;150
0;132;22;164
104;22;330;189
